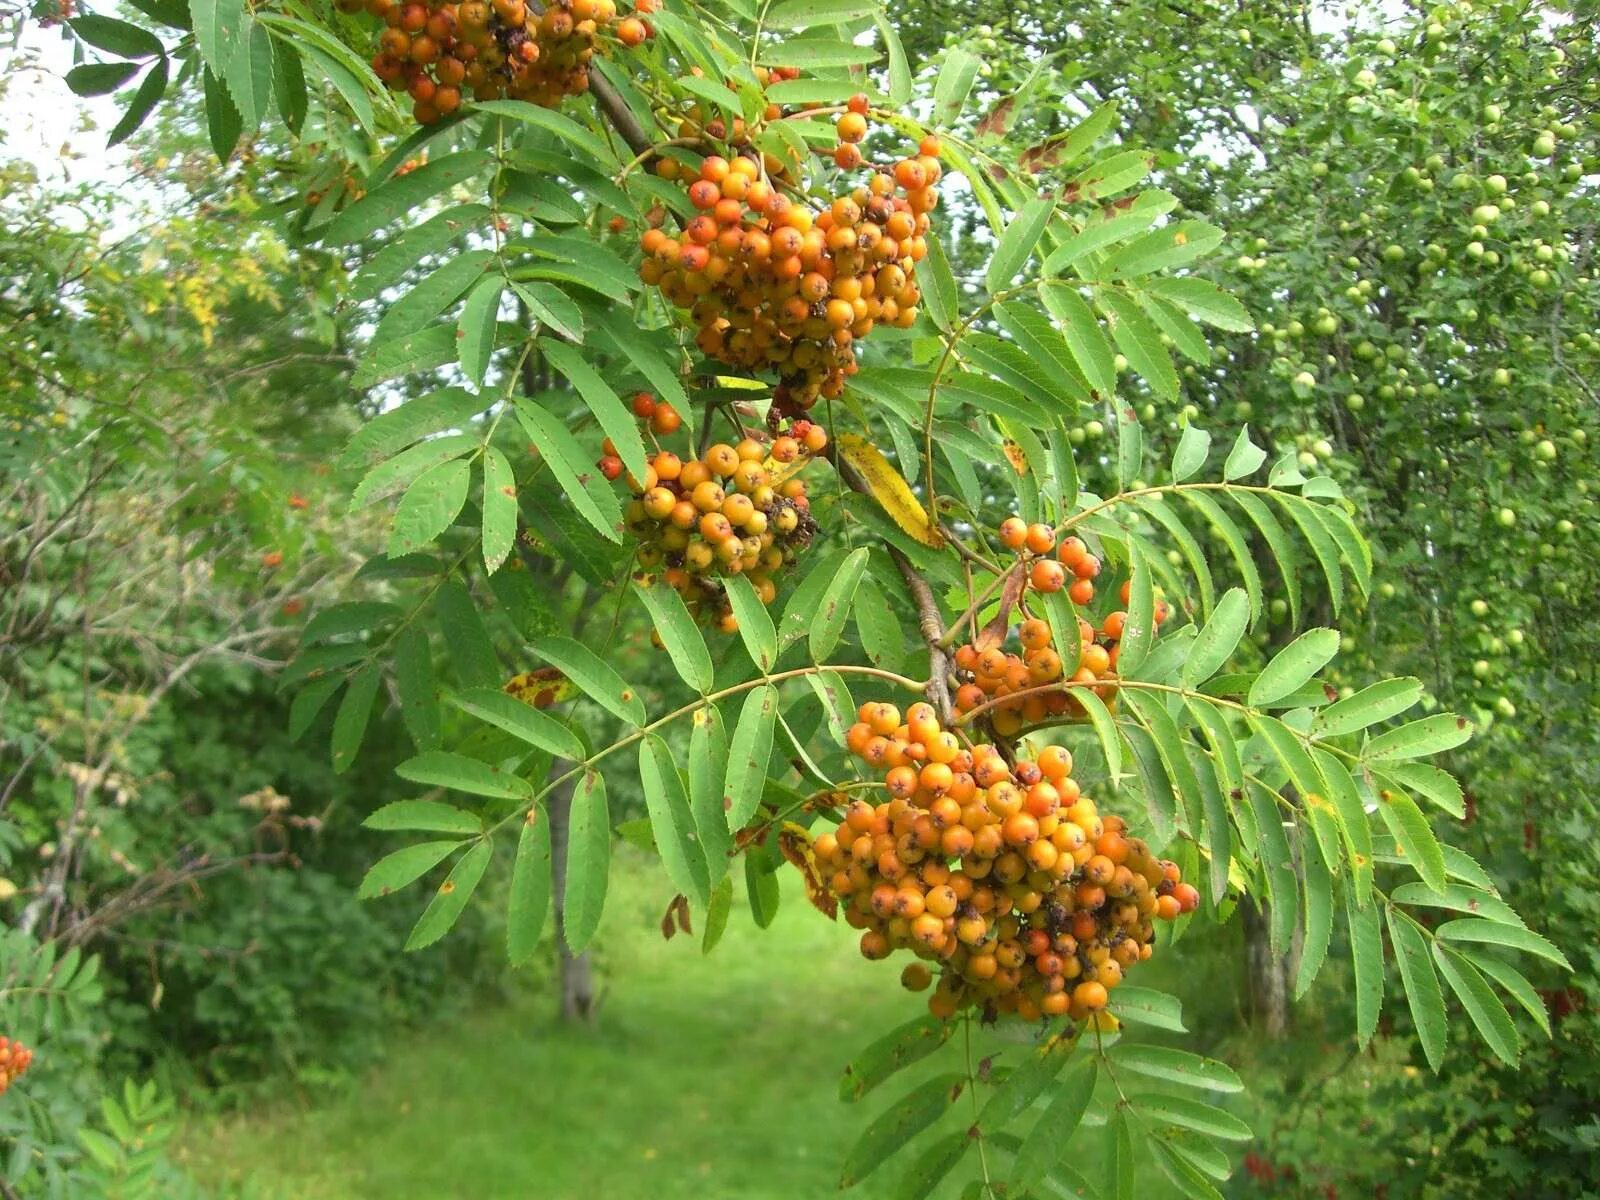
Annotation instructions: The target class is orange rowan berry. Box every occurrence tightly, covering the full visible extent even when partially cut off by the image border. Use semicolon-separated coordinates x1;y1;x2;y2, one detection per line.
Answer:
836;112;868;143
1030;560;1066;593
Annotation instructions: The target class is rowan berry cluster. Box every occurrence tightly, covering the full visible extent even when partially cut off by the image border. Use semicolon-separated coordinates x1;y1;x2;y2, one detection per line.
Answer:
607;394;824;631
950;521;1171;736
352;0;656;124
816;702;1195;1022
0;1037;34;1097
637;98;938;410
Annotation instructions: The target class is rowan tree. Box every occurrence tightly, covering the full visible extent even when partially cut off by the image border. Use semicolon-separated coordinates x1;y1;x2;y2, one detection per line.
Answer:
19;0;1581;1194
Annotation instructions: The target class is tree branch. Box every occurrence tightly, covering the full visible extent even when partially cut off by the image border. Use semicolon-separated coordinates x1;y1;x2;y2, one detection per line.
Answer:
833;458;953;725
572;55;954;723
588;68;653;156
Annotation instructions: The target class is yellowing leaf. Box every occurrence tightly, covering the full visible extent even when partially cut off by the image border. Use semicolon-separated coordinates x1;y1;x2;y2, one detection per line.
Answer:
1001;439;1029;476
503;667;579;709
837;433;942;548
778;821;837;920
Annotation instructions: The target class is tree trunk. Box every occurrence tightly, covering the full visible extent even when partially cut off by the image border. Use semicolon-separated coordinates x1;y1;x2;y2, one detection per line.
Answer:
1242;898;1290;1037
545;764;595;1022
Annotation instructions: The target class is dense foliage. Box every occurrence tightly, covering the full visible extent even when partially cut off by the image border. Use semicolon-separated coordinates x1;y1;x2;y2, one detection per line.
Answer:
2;0;1594;1196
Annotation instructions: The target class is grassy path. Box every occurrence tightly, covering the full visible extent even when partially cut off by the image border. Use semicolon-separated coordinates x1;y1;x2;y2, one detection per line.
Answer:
181;866;958;1199
180;854;1241;1199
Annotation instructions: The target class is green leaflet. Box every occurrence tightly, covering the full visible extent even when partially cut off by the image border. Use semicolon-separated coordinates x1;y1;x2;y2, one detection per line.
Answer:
1387;906;1447;1071
724;685;779;830
506;809;552;963
405;840;492;951
563;770;610;953
638;737;710;906
634;582;713;693
526;635;645;725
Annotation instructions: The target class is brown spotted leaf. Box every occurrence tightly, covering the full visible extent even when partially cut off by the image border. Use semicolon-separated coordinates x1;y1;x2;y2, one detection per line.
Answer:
503;666;579;709
779;821;837;920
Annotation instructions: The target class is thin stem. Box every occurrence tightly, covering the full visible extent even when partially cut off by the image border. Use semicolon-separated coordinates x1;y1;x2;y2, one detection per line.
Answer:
963;1015;994;1195
1058;480;1287;533
488;663;927;836
919;281;1038;514
613;136;703;183
741;780;877;848
952;676;1362;767
938;567;1016;649
938;523;1003;575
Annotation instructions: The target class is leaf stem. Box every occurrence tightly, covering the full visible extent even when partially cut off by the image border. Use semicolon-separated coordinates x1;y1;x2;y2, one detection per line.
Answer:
1058;479;1290;534
489;662;926;836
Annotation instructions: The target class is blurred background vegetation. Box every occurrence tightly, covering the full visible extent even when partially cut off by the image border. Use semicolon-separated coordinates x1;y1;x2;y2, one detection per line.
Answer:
2;0;1596;1197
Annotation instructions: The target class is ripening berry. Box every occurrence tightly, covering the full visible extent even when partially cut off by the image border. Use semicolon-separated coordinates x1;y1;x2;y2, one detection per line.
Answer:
1024;523;1056;555
1173;882;1200;913
999;517;1028;549
1074;981;1109;1011
1030;560;1066;592
836;112;868;143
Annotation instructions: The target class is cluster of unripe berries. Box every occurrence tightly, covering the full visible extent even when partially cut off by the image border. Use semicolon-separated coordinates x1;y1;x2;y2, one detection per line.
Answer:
949;520;1170;736
607;394;824;631
351;0;656;123
0;1037;34;1097
817;702;1195;1022
637;99;939;410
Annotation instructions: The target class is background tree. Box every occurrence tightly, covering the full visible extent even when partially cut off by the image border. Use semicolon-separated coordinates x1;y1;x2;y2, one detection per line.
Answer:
1;0;1591;1196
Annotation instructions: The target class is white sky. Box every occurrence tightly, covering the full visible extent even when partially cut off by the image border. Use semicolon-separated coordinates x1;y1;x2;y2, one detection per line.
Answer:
5;21;134;191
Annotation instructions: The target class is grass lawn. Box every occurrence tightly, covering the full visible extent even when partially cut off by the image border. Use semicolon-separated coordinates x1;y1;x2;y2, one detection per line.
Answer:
180;853;1245;1200
182;858;980;1199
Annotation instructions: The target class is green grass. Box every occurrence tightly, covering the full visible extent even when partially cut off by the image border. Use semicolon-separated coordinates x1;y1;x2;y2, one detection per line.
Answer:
178;853;1254;1200
181;856;964;1199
